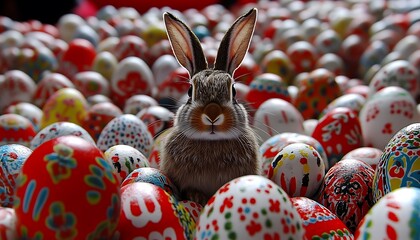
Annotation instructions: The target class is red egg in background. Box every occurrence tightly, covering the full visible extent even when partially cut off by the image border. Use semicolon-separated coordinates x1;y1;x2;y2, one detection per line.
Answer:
58;38;96;79
83;101;122;141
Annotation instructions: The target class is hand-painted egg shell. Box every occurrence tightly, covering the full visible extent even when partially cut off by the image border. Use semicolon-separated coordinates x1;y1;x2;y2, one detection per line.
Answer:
92;51;118;81
0;144;32;207
317;159;375;232
110;56;154;108
355;187;420;240
246;73;291;110
0;114;36;147
117;182;195;239
123;94;158;115
340;34;370;79
368;60;420;100
156;67;190;111
19;45;57;83
313;29;342;55
291;197;353;239
342;147;382;170
359;86;419;150
146;39;173;66
104;144;149;184
316;53;345;76
72;71;110;98
0;207;17;239
83;102;122;141
196;175;304;239
293;68;342;120
14;135;120;239
312;107;363;168
260;50;296;85
286;41;318;74
5;102;42;131
372;123;420;203
179;200;202;224
32;72;74;108
260;132;329;177
148;127;172;169
73;24;99;47
137;105;174;139
58;38;96;79
30;121;95;149
268;143;325;198
152;54;180;87
320;93;366;117
120;167;180;198
97;114;153;157
111;35;147;61
40;88;89;129
253;98;305;144
233;54;260;85
0;70;36;112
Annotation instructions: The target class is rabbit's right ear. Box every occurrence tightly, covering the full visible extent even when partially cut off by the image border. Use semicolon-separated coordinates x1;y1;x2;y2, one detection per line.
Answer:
163;12;208;77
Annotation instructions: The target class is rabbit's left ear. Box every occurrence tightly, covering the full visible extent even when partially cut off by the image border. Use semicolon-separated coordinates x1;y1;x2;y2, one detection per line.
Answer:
214;8;257;76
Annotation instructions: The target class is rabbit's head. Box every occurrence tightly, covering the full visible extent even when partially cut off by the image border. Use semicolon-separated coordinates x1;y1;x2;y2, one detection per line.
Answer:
163;8;257;140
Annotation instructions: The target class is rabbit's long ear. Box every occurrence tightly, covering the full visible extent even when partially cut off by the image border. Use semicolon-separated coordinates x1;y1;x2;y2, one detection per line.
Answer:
214;8;257;75
163;12;208;77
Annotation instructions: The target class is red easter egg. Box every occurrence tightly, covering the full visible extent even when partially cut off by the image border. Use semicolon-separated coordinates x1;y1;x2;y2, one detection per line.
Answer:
116;182;195;239
287;41;318;74
317;159;375;232
233;55;260;85
83;101;122;141
312;107;363;168
291;197;353;239
0;70;36;113
58;38;96;79
0;114;36;147
32;72;74;108
14;135;121;239
111;35;147;61
156;67;190;110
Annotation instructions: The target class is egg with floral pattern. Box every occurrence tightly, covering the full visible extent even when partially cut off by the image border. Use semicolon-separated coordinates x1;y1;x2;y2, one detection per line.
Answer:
0;114;36;147
14;135;120;239
196;175;304;239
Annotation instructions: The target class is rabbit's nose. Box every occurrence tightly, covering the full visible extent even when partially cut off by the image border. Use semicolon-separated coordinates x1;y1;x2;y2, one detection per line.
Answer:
202;103;224;125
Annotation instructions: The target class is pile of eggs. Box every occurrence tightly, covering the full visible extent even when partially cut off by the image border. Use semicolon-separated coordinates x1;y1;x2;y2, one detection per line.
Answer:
0;0;420;239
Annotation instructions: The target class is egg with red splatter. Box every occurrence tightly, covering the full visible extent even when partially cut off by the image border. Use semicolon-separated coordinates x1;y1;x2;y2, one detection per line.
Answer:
97;114;153;157
137;105;174;139
179;200;202;224
116;182;195;239
355;187;420;240
14;135;120;239
0;207;17;239
268;143;325;198
196;175;304;239
32;72;75;108
317;159;375;232
372;122;420;203
0;144;32;207
104;144;149;184
342;147;382;170
83;101;122;141
0;114;36;147
0;70;36;112
291;197;353;240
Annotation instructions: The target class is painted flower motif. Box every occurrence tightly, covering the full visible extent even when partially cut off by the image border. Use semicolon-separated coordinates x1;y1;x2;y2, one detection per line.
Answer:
84;157;116;205
44;144;77;184
46;202;77;240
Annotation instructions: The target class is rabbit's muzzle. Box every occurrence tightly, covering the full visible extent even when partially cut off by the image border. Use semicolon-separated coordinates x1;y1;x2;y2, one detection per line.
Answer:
202;103;224;127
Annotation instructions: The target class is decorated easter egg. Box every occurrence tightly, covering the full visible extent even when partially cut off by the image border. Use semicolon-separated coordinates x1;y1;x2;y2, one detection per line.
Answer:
355;187;420;239
58;38;96;79
359;86;419;150
260;132;329;177
57;13;86;43
92;51;118;81
0;114;36;147
32;72;75;108
0;70;36;112
156;67;190;111
291;197;353;239
260;50;295;85
137;105;174;138
233;54;260;85
147;127;172;169
320;93;366;117
0;207;17;239
97;114;153;157
179;200;202;224
0;144;32;207
316;53;345;76
152;54;180;87
268;143;325;198
104;144;149;184
368;60;420;100
245;73;291;110
287;41;318;74
253;98;305;144
342;147;382;170
196;175;304;239
110;56;154;108
111;35;147;61
313;29;342;55
83;101;122;141
340;34;369;79
359;40;389;78
30;121;95;149
372;123;420;203
293;68;342;120
317;159;375;232
72;71;110;98
18;45;58;83
312;107;363;168
123;94;158;115
40;88;89;129
5;102;43;131
14;135;120;239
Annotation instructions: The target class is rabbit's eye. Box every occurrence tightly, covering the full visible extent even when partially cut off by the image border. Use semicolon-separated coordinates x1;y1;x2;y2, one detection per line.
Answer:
232;85;236;98
188;85;193;98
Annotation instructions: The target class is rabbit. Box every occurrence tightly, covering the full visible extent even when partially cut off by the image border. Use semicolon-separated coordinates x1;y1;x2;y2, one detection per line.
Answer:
160;8;261;206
